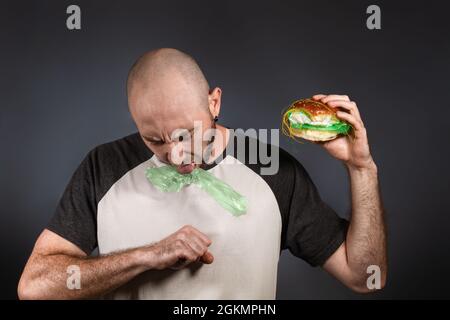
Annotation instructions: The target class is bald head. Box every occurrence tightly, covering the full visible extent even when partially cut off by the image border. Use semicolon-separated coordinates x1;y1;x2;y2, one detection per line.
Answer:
126;49;225;170
127;48;210;116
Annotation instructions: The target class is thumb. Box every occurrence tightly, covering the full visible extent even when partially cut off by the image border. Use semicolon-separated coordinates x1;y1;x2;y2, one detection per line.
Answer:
200;251;214;264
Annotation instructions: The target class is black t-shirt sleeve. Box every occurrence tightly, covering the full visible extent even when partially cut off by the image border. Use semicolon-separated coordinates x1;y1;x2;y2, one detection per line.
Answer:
284;156;349;267
47;151;98;255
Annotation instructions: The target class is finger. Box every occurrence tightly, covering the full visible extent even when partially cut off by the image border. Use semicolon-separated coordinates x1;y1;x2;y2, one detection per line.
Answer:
321;94;350;103
170;242;197;269
189;227;212;247
336;111;366;138
187;236;208;257
177;230;207;257
180;241;199;263
200;251;214;264
336;110;362;129
170;258;188;270
312;94;327;100
179;225;212;247
326;100;361;120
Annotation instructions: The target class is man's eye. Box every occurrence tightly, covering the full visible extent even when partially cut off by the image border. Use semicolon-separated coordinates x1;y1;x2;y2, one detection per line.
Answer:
177;132;192;142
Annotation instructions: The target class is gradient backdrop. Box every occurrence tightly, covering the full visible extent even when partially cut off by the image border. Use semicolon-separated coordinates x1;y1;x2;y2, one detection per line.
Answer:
1;0;449;299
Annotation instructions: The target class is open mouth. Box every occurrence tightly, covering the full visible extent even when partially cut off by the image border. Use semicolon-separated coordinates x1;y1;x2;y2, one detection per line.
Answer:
176;162;196;174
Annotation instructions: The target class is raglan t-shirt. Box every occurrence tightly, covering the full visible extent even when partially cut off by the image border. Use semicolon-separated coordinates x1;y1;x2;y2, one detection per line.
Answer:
47;130;348;299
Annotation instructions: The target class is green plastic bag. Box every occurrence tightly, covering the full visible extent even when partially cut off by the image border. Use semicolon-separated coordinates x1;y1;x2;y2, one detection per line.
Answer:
146;165;248;217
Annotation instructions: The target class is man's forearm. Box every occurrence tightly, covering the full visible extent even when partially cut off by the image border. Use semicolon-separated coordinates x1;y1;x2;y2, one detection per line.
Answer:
18;246;152;299
346;160;387;284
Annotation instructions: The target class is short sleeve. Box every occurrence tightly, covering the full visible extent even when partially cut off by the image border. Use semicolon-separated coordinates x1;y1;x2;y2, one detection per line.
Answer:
47;151;98;255
284;157;349;267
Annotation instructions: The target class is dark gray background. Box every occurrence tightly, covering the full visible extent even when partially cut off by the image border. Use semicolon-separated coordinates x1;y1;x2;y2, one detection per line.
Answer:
1;0;449;299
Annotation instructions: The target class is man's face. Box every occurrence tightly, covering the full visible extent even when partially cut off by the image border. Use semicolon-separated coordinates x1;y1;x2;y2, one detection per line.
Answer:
129;86;217;174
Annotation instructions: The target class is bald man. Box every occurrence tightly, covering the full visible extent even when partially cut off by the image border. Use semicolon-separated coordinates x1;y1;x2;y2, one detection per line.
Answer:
18;48;386;299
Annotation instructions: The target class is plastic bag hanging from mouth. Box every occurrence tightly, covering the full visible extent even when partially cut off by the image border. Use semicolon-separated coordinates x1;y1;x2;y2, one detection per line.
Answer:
145;165;248;217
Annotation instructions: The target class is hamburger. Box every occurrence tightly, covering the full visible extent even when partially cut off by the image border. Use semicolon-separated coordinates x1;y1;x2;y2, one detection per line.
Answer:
282;98;351;142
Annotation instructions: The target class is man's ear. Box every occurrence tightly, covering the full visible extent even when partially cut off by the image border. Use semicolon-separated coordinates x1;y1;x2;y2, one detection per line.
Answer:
208;87;222;118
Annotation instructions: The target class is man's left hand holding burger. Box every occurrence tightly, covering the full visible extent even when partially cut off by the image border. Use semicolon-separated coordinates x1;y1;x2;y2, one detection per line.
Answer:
312;93;387;293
